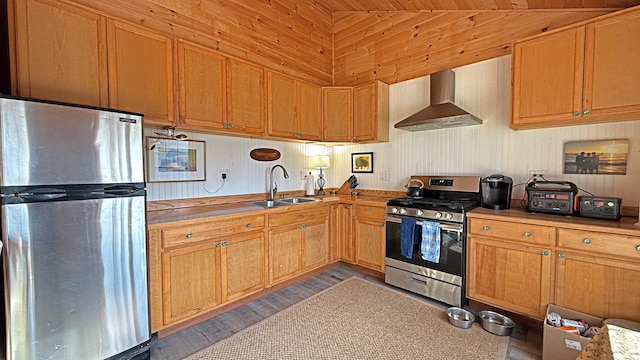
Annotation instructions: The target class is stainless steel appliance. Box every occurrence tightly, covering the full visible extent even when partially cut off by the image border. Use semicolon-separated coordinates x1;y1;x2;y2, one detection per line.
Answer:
385;175;481;307
0;96;150;360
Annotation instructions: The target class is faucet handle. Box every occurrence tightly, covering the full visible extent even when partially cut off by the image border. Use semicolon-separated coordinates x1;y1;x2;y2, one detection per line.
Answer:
273;182;278;196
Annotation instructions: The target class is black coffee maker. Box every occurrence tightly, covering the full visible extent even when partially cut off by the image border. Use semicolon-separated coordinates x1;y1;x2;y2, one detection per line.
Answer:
481;174;513;210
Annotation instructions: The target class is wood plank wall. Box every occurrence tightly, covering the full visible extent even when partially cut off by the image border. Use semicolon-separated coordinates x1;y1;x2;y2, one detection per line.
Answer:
68;0;334;85
332;10;612;86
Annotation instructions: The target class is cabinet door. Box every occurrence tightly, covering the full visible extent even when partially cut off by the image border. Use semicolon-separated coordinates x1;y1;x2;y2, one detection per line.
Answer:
466;236;551;320
511;27;585;128
354;217;385;271
353;81;389;142
555;251;640;322
162;242;220;325
302;219;328;272
107;19;174;126
297;81;322;141
583;10;640;121
329;203;353;263
322;87;353;142
178;40;226;130
268;225;302;286
221;232;265;303
267;72;296;138
227;59;265;134
13;0;108;106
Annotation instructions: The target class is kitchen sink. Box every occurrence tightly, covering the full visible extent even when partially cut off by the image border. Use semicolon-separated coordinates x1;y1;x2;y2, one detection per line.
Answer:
247;197;320;208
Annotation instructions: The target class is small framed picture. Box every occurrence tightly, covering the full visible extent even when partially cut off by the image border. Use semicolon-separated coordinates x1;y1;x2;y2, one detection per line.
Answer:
147;137;206;182
563;139;629;175
351;152;373;173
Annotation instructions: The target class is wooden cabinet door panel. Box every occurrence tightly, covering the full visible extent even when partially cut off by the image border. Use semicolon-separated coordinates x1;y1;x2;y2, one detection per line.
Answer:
14;0;108;106
221;232;265;303
353;83;375;141
330;204;353;263
227;59;265;134
107;19;174;126
354;218;385;271
297;81;322;141
178;40;226;130
556;251;640;322
268;226;302;285
584;10;640;120
512;27;585;127
302;219;328;272
267;72;296;138
322;87;353;142
162;242;220;324
467;237;551;319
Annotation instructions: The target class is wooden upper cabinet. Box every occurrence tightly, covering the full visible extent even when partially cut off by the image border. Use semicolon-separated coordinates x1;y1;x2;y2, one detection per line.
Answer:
511;27;585;127
267;71;322;141
353;81;389;142
12;0;108;107
512;7;640;129
177;40;226;130
107;19;174;126
227;59;266;135
583;9;640;121
322;87;353;142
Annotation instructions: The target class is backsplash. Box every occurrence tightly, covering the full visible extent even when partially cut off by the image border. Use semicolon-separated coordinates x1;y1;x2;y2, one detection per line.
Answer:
146;55;640;207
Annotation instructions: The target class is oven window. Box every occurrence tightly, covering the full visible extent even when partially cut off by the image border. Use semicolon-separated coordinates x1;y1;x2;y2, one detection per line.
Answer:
385;220;464;277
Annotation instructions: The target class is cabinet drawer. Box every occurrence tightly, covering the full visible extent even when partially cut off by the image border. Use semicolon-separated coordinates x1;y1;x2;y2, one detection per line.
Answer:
557;228;640;260
162;215;265;247
268;205;329;228
468;218;552;246
354;205;385;220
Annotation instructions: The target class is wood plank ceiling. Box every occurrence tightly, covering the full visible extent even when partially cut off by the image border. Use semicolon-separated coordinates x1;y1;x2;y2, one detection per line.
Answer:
314;0;640;11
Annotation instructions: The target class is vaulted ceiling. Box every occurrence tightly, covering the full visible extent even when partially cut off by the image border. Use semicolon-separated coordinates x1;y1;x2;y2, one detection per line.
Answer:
314;0;640;12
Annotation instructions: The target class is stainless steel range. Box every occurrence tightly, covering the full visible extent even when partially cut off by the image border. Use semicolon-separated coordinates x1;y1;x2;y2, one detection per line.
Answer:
385;175;481;307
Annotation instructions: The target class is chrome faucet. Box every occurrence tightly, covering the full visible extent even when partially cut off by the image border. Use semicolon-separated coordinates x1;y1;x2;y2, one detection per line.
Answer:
268;165;289;200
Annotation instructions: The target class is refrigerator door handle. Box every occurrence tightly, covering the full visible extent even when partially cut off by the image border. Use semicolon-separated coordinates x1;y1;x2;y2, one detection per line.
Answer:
16;192;67;201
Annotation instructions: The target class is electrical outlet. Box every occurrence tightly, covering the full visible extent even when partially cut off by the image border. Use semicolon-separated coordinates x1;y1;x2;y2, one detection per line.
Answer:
220;170;230;182
528;170;547;179
300;170;308;180
380;171;390;181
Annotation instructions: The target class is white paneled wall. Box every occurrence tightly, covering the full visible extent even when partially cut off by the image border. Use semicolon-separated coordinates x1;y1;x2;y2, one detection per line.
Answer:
334;55;640;206
148;55;639;207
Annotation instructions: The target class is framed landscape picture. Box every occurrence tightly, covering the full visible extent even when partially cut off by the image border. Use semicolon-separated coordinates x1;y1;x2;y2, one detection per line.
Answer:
563;139;629;175
351;152;373;173
147;138;206;182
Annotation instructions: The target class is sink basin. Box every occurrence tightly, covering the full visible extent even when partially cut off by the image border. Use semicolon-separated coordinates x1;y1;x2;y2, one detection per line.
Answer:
248;200;279;208
247;197;319;208
277;197;319;205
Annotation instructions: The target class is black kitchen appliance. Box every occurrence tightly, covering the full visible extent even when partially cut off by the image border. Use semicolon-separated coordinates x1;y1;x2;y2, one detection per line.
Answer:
385;175;481;307
480;174;513;210
578;196;622;220
526;180;578;215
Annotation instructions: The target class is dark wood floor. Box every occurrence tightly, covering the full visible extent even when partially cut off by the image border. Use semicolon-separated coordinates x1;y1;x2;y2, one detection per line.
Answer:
150;265;542;360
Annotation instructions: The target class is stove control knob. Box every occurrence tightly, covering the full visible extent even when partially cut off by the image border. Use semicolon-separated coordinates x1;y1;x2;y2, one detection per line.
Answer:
391;208;398;214
435;212;442;219
445;213;453;220
416;210;424;216
400;208;407;215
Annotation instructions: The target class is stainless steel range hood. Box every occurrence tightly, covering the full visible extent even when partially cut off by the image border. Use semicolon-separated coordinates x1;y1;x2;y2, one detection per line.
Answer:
395;70;482;131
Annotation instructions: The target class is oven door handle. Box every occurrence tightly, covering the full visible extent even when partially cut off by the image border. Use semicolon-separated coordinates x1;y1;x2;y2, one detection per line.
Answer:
385;216;463;233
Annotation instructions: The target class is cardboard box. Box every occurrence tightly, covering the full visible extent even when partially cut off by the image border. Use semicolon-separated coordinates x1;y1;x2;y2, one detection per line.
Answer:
543;304;604;360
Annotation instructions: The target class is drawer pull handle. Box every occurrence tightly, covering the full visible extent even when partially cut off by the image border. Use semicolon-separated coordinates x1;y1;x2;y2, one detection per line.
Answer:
558;253;565;259
636;245;640;252
347;205;352;209
410;277;427;285
367;207;372;211
542;251;549;256
246;223;251;228
583;109;591;115
216;243;222;247
483;226;490;231
524;232;531;237
186;233;193;238
380;223;385;227
583;238;591;244
573;111;580;116
222;241;228;246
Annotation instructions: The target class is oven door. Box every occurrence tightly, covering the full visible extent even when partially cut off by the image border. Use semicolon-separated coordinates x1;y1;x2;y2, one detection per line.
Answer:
385;215;464;278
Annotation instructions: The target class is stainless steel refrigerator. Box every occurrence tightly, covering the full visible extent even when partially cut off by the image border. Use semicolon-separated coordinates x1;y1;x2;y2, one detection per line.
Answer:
0;96;150;359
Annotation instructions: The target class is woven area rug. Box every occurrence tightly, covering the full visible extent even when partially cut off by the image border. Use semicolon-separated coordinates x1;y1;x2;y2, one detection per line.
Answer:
186;277;509;360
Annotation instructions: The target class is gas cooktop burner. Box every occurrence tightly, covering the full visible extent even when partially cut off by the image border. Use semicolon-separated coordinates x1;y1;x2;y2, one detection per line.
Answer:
387;197;480;212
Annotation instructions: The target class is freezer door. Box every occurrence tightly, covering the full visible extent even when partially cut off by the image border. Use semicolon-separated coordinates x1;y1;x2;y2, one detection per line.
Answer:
0;97;143;186
2;196;149;360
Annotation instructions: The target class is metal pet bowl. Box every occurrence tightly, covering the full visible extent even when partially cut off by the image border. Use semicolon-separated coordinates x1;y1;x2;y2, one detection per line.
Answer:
447;307;476;329
478;311;515;336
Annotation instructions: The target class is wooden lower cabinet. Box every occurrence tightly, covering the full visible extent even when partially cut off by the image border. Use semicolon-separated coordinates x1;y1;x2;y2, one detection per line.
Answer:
221;232;265;303
267;206;329;286
467;236;552;320
353;205;386;271
330;203;353;263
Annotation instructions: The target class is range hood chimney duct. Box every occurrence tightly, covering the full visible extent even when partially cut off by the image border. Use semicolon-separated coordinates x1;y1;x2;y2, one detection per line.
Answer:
394;70;482;131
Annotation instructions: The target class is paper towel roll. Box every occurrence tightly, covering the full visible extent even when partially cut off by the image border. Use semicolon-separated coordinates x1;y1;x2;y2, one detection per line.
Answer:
305;173;315;196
